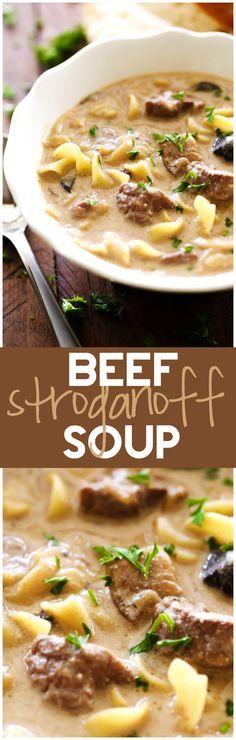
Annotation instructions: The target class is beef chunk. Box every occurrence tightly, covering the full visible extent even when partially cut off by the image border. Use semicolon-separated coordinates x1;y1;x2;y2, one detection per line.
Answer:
115;182;175;224
194;81;222;93
212;134;233;163
79;472;186;517
186;161;233;202
145;91;204;119
154;596;233;668
160;250;197;266
71;193;108;218
107;548;182;622
25;636;133;712
201;551;233;596
161;135;201;175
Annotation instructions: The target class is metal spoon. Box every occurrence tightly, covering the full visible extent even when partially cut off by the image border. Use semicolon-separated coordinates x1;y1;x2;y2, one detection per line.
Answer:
3;134;80;347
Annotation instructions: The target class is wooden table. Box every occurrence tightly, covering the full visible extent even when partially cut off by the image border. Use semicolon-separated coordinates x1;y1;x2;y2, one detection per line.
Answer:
3;3;233;347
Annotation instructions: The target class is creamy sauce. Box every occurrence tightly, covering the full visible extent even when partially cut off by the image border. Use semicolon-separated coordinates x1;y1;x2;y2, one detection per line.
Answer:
3;467;233;737
39;73;233;276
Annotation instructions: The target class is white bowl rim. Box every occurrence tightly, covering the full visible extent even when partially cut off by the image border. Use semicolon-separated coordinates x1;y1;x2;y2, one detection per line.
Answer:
4;28;234;294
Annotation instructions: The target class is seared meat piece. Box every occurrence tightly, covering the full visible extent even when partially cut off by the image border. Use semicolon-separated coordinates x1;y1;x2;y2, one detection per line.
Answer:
71;193;108;218
79;472;186;517
212;134;233;163
161;135;201;175
154;596;233;668
25;636;133;712
145;91;204;119
186;161;233;202
194;81;222;93
115;182;175;225
160;250;197;266
107;548;182;622
201;551;233;597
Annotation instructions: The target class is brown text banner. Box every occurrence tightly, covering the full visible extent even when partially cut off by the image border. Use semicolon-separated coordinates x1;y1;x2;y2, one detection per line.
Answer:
0;348;235;467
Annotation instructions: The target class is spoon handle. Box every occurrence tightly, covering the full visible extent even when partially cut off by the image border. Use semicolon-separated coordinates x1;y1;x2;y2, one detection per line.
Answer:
9;230;80;347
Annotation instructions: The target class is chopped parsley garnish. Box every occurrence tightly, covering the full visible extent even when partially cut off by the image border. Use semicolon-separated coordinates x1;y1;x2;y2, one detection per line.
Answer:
93;543;158;579
135;674;149;691
128;150;139;160
149;154;156;167
61;295;87;315
214;88;222;98
225;700;233;717
137;181;150;189
163;543;176;557
219;723;230;735
182;314;218;346
172;91;185;100
90;291;124;318
222;230;229;237
100;574;112;587
223;478;233;487
128;469;150;485
66;623;91;649
175;204;183;214
130;611;191;655
55;556;61;569
3;6;16;27
225;217;233;228
35;25;87;68
207;538;233;552
152;131;189;152
205;468;219;480
43;532;60;546
89;125;98;137
205;106;216;123
44;576;68;595
3;85;15;100
3;246;13;263
171;237;182;249
46;274;54;284
173;169;207;193
88;588;99;606
184;245;194;253
188;497;208;527
5;105;15;120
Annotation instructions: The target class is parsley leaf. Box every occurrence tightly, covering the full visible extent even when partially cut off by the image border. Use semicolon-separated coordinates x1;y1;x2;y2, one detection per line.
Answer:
172;91;185;100
173;169;207;194
225;700;233;717
225;217;233;228
43;576;68;595
205;106;216;123
137;181;150;189
219;723;230;735
61;295;87;315
89;125;98;136
3;7;16;27
90;291;124;318
152;132;189;152
188;497;208;526
36;26;87;68
87;588;99;606
55;556;61;569
135;674;149;691
93;543;158;579
127;469;150;485
100;574;112;587
3;84;15;100
184;245;194;253
130;611;191;654
163;543;176;557
207;537;233;552
128;150;139;160
205;468;219;480
66;623;91;649
43;532;60;546
223;478;233;487
172;237;182;249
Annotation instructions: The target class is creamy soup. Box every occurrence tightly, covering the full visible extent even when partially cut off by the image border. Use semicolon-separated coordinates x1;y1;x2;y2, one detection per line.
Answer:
3;467;233;737
39;73;233;277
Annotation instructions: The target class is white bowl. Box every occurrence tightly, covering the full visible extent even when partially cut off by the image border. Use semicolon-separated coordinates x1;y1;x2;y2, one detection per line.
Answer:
4;29;233;293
